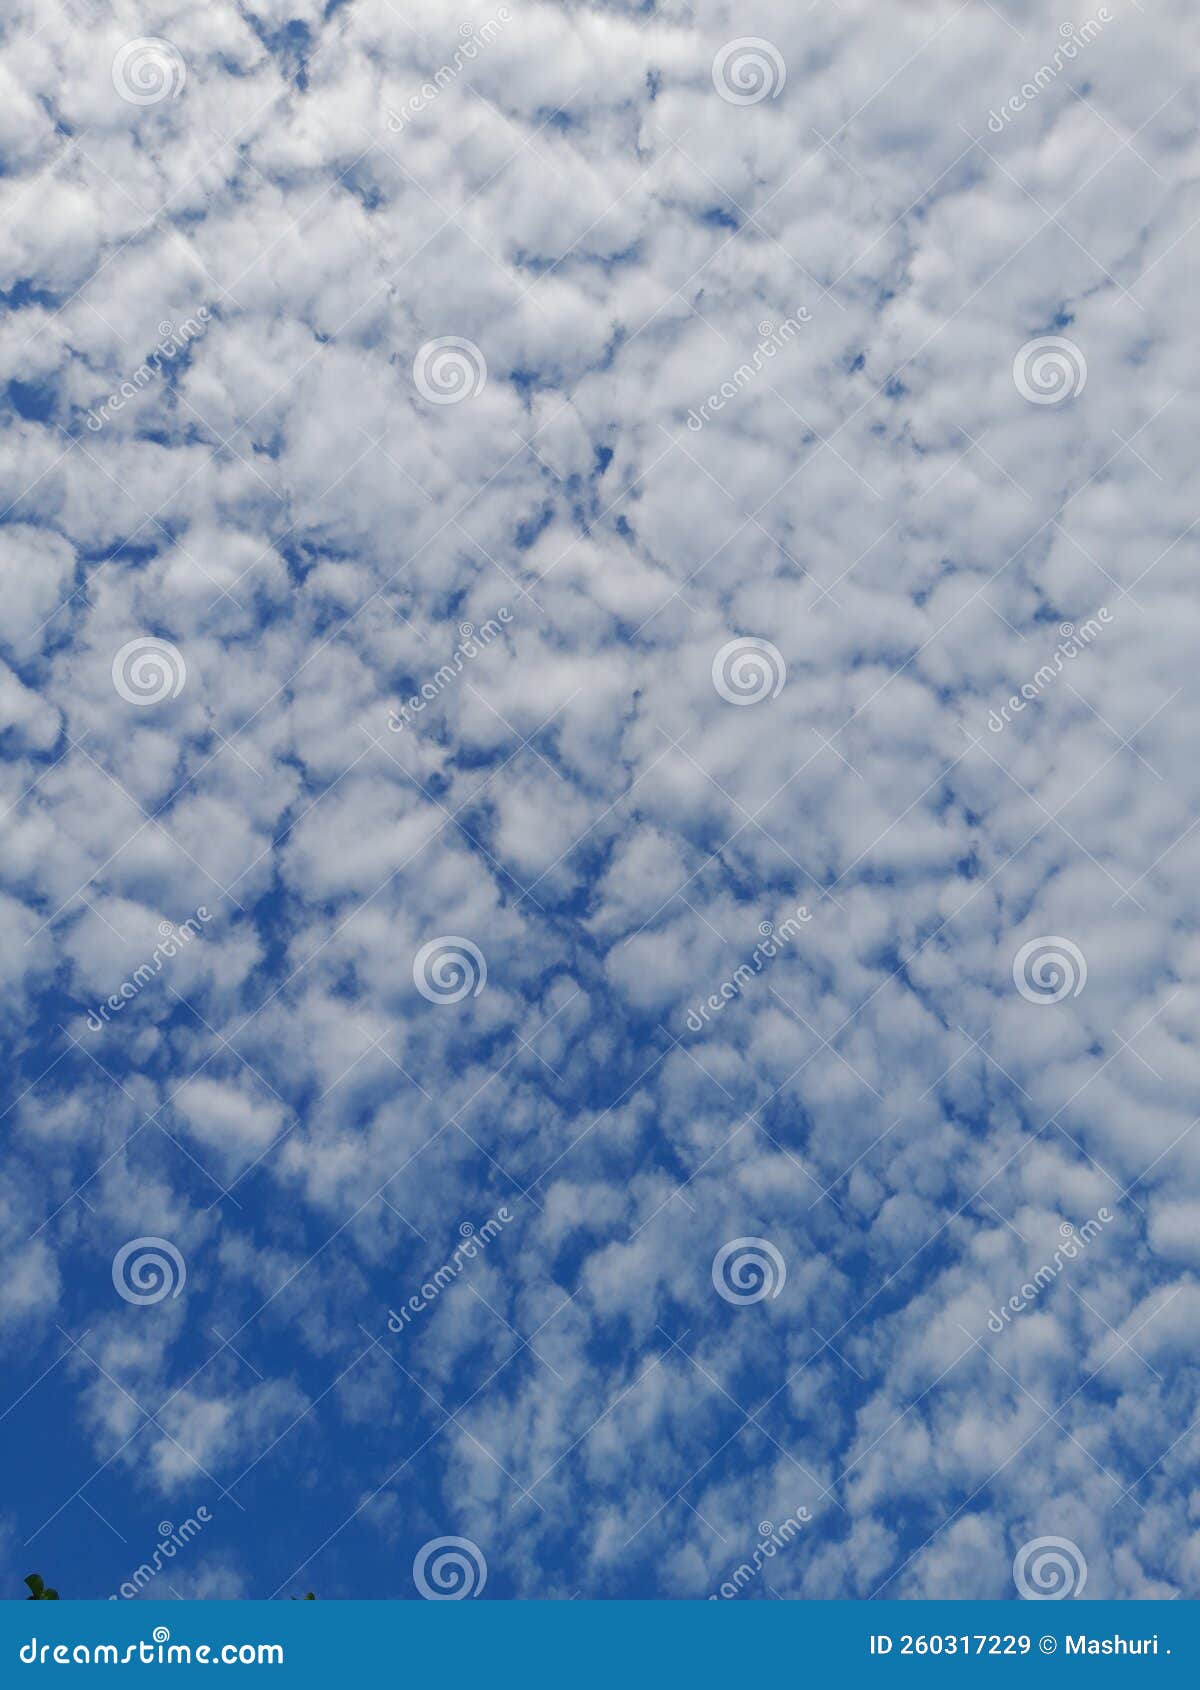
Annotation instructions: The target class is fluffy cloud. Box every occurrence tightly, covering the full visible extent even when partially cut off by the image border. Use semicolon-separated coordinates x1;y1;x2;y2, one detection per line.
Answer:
1;0;1198;1603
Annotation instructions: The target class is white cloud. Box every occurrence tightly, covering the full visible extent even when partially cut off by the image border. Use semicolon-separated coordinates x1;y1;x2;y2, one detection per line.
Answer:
1;0;1197;1602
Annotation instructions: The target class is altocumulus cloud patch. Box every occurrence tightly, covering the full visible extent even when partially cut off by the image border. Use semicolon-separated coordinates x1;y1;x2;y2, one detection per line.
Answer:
0;0;1197;1602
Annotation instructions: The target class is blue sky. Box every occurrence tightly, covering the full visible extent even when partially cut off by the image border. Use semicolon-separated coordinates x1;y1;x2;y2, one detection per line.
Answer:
1;0;1198;1603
